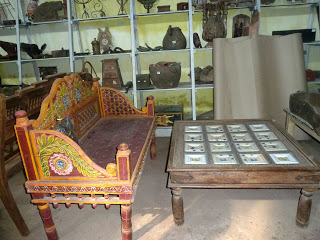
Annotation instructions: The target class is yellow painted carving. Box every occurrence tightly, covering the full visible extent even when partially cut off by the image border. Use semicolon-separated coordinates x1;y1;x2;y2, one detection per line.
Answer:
37;134;102;178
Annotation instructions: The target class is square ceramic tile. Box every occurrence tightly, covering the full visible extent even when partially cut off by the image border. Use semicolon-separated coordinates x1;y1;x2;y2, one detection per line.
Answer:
207;133;228;142
254;132;278;141
240;154;268;164
261;141;287;151
212;154;237;164
185;143;205;153
206;125;224;133
231;133;252;141
235;142;259;152
184;133;204;142
227;124;247;132
185;126;202;132
184;154;207;165
249;124;270;131
209;142;231;152
270;153;299;164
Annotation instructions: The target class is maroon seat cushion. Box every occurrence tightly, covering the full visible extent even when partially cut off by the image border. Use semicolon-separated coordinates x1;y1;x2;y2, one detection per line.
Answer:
79;117;154;175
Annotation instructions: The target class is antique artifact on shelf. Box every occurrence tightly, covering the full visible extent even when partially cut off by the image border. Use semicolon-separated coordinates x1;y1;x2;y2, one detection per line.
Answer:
136;74;153;89
199;65;214;83
38;66;58;79
157;5;170;12
162;25;187;50
124;81;133;93
26;0;38;21
0;41;46;59
261;0;275;4
193;33;202;48
0;40;17;59
91;0;106;17
191;65;213;83
232;14;250;38
116;0;128;15
97;27;113;54
202;1;227;48
33;1;63;22
0;0;18;25
138;0;157;13
192;0;206;9
79;61;100;82
74;0;92;18
101;59;123;89
177;2;188;10
272;28;316;43
249;9;260;35
155;105;183;127
20;42;47;59
289;91;320;135
137;43;162;52
91;38;100;55
51;48;69;58
149;61;181;89
306;69;315;81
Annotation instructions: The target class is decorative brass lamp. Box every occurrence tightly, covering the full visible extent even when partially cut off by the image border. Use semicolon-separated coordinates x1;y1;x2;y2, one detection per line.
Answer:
138;0;157;13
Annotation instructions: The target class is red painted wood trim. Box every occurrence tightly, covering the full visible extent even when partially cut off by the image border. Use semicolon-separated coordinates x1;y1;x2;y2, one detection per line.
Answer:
147;96;154;116
15;122;38;181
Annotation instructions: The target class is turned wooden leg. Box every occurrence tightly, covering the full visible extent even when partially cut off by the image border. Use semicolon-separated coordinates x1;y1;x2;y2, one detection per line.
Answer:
296;188;316;228
0;180;29;236
150;133;156;160
171;188;184;226
37;203;58;240
121;204;132;240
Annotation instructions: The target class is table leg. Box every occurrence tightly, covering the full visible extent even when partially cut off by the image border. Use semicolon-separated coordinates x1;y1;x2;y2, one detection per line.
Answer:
285;114;296;137
121;204;132;240
296;188;316;228
171;188;184;226
37;203;58;240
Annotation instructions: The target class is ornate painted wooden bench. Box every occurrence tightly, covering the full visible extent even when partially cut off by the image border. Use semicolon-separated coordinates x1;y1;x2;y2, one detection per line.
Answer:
14;73;156;240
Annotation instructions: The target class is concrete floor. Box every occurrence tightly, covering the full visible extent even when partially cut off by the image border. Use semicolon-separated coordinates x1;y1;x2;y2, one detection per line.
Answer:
1;137;320;240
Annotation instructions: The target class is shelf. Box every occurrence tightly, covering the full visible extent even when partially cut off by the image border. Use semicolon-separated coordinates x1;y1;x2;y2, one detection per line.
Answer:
137;82;213;91
74;52;131;60
136;10;188;17
195;48;213;52
304;41;320;46
27;19;68;26
307;79;320;84
137;48;190;55
0;60;17;64
21;56;69;64
73;15;129;23
261;2;318;8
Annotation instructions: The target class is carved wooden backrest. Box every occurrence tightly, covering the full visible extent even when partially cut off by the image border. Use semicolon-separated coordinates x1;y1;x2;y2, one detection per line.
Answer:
32;74;101;139
100;88;146;117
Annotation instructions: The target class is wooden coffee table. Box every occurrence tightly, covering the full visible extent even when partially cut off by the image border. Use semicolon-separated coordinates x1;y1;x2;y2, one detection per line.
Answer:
167;119;320;228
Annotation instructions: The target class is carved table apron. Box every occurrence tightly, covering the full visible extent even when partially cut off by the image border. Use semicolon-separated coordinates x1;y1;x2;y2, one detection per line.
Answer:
167;119;320;228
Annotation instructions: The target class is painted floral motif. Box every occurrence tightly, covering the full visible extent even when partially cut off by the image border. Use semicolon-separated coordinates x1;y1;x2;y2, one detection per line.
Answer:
75;88;81;101
37;134;103;178
48;153;73;175
36;75;95;129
